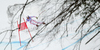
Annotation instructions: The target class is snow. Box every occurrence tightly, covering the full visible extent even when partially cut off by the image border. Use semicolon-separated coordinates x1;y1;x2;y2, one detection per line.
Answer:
0;0;100;50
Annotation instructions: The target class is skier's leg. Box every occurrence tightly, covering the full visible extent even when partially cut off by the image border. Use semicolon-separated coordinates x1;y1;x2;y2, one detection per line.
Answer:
32;20;39;23
37;22;45;24
30;21;38;27
30;21;37;25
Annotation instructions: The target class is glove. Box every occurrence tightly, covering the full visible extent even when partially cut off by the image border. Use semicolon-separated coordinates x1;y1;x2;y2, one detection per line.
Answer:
36;17;38;19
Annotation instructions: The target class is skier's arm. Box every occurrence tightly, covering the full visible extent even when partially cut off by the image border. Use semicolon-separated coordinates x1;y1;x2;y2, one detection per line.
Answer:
29;16;38;19
30;16;36;18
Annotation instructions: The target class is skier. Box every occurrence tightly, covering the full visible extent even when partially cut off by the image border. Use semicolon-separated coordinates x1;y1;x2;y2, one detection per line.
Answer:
26;16;45;27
